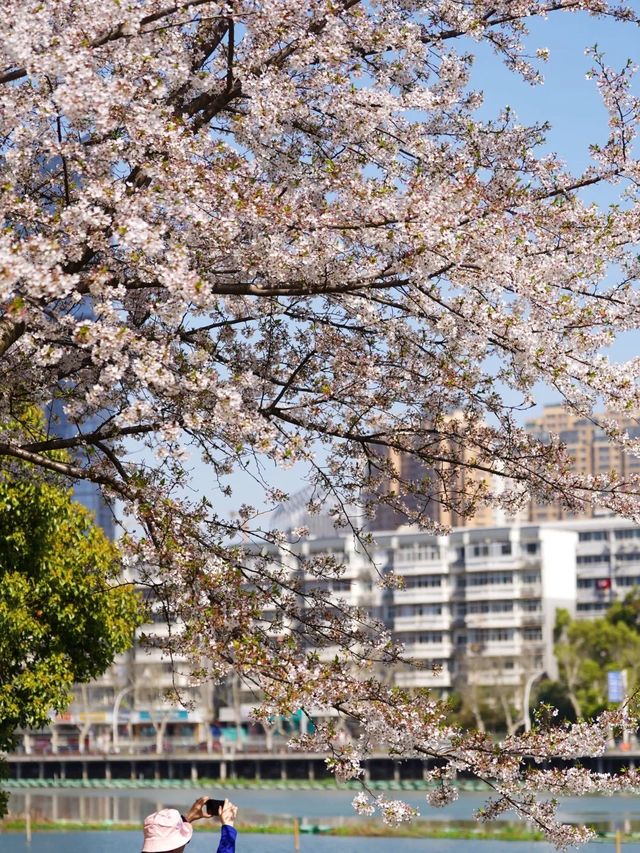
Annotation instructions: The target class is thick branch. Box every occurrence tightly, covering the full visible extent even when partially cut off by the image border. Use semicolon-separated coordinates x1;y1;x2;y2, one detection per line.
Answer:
24;422;158;453
0;441;123;491
0;320;25;359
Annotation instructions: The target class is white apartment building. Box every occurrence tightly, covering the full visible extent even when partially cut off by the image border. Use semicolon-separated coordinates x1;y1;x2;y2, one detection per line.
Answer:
25;513;640;756
282;525;577;696
552;517;640;618
389;526;577;692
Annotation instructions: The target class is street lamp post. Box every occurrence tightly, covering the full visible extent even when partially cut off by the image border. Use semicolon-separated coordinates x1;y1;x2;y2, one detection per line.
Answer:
112;685;134;753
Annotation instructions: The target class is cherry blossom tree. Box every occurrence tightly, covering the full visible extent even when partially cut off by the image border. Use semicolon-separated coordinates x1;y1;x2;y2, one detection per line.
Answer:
3;1;640;845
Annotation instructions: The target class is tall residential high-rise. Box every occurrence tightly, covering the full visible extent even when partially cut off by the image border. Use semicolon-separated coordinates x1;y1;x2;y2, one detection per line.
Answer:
367;411;525;533
367;404;640;530
525;404;640;523
369;445;504;531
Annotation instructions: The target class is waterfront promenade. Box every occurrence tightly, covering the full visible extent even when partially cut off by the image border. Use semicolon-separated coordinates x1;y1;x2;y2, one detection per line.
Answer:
6;741;640;785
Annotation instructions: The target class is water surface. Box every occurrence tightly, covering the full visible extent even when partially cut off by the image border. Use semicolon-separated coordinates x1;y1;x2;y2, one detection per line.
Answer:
6;787;640;851
9;787;640;829
2;833;638;853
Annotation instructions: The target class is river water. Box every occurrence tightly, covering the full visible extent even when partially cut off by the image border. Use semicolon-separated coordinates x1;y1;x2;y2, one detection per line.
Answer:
2;833;640;852
4;788;640;852
7;787;640;827
0;832;620;853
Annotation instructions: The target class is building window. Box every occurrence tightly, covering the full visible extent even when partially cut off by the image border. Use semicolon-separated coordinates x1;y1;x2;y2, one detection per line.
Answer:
397;544;439;563
404;574;443;588
420;604;442;615
469;628;514;643
522;571;541;584
577;602;609;612
614;529;640;540
467;601;513;614
523;627;543;641
304;579;352;594
414;631;444;644
397;604;443;617
616;576;640;588
471;544;490;557
467;572;513;586
578;531;608;542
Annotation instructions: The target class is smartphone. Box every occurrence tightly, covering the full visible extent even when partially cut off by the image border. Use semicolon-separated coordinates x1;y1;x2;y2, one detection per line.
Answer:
204;798;225;817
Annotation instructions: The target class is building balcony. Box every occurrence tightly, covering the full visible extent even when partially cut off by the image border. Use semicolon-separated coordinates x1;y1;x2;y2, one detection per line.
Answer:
463;555;527;571
463;612;521;629
577;587;615;604
400;641;453;659
394;614;452;632
576;560;611;575
393;561;449;575
518;583;543;598
394;587;450;604
460;585;518;601
577;565;615;580
465;669;522;687
520;612;544;627
393;669;452;689
462;641;523;657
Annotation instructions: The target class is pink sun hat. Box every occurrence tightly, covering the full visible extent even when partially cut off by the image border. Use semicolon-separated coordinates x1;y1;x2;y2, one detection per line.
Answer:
142;808;193;852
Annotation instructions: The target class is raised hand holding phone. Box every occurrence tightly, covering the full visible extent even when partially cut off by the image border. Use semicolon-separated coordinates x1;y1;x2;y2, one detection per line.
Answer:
217;799;238;826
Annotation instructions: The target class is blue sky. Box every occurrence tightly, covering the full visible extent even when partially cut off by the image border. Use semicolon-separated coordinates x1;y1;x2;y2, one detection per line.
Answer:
473;11;639;176
470;11;640;411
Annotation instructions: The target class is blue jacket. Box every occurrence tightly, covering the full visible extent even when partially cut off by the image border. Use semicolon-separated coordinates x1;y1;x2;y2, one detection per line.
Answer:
216;824;237;853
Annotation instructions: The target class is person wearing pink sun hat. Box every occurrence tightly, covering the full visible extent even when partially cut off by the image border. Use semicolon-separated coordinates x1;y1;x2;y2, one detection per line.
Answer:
141;796;238;853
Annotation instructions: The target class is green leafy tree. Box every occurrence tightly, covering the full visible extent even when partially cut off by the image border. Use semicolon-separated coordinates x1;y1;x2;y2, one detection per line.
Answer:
0;472;141;815
605;589;640;630
554;603;640;720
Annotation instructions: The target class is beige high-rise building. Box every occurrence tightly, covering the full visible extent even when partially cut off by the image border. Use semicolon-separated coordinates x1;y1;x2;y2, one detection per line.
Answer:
370;443;513;531
369;404;640;531
526;404;640;522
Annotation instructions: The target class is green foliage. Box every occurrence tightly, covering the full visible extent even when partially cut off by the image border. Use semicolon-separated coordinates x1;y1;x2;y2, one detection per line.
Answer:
606;589;640;629
0;469;141;813
553;596;640;719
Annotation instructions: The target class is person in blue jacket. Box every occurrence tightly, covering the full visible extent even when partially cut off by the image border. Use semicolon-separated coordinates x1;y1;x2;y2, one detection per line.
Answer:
141;796;238;853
